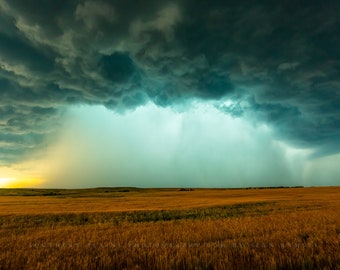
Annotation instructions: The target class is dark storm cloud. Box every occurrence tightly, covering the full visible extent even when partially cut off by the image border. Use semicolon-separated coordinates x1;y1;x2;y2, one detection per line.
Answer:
98;53;137;83
0;31;54;73
0;0;339;164
0;103;59;164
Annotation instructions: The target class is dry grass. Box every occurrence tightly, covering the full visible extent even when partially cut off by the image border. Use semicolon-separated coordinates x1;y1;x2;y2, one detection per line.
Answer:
0;187;339;269
1;186;339;214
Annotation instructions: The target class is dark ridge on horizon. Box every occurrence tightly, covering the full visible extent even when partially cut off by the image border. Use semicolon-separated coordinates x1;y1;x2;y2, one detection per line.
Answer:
0;185;314;197
3;186;340;198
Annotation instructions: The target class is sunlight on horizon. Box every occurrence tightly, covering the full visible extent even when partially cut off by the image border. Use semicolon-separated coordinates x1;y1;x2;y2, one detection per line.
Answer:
0;178;16;188
0;165;45;188
0;177;44;188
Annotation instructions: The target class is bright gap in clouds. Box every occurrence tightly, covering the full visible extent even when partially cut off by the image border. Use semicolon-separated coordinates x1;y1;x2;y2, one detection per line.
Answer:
43;102;313;188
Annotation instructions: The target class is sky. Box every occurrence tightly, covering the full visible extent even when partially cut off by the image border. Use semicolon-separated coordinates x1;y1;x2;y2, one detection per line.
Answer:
0;0;339;188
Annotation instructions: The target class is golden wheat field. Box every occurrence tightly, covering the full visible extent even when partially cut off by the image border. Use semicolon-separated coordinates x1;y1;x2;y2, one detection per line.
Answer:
0;187;339;269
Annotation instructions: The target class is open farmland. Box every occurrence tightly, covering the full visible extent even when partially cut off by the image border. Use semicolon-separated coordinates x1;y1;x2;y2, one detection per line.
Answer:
0;187;339;269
